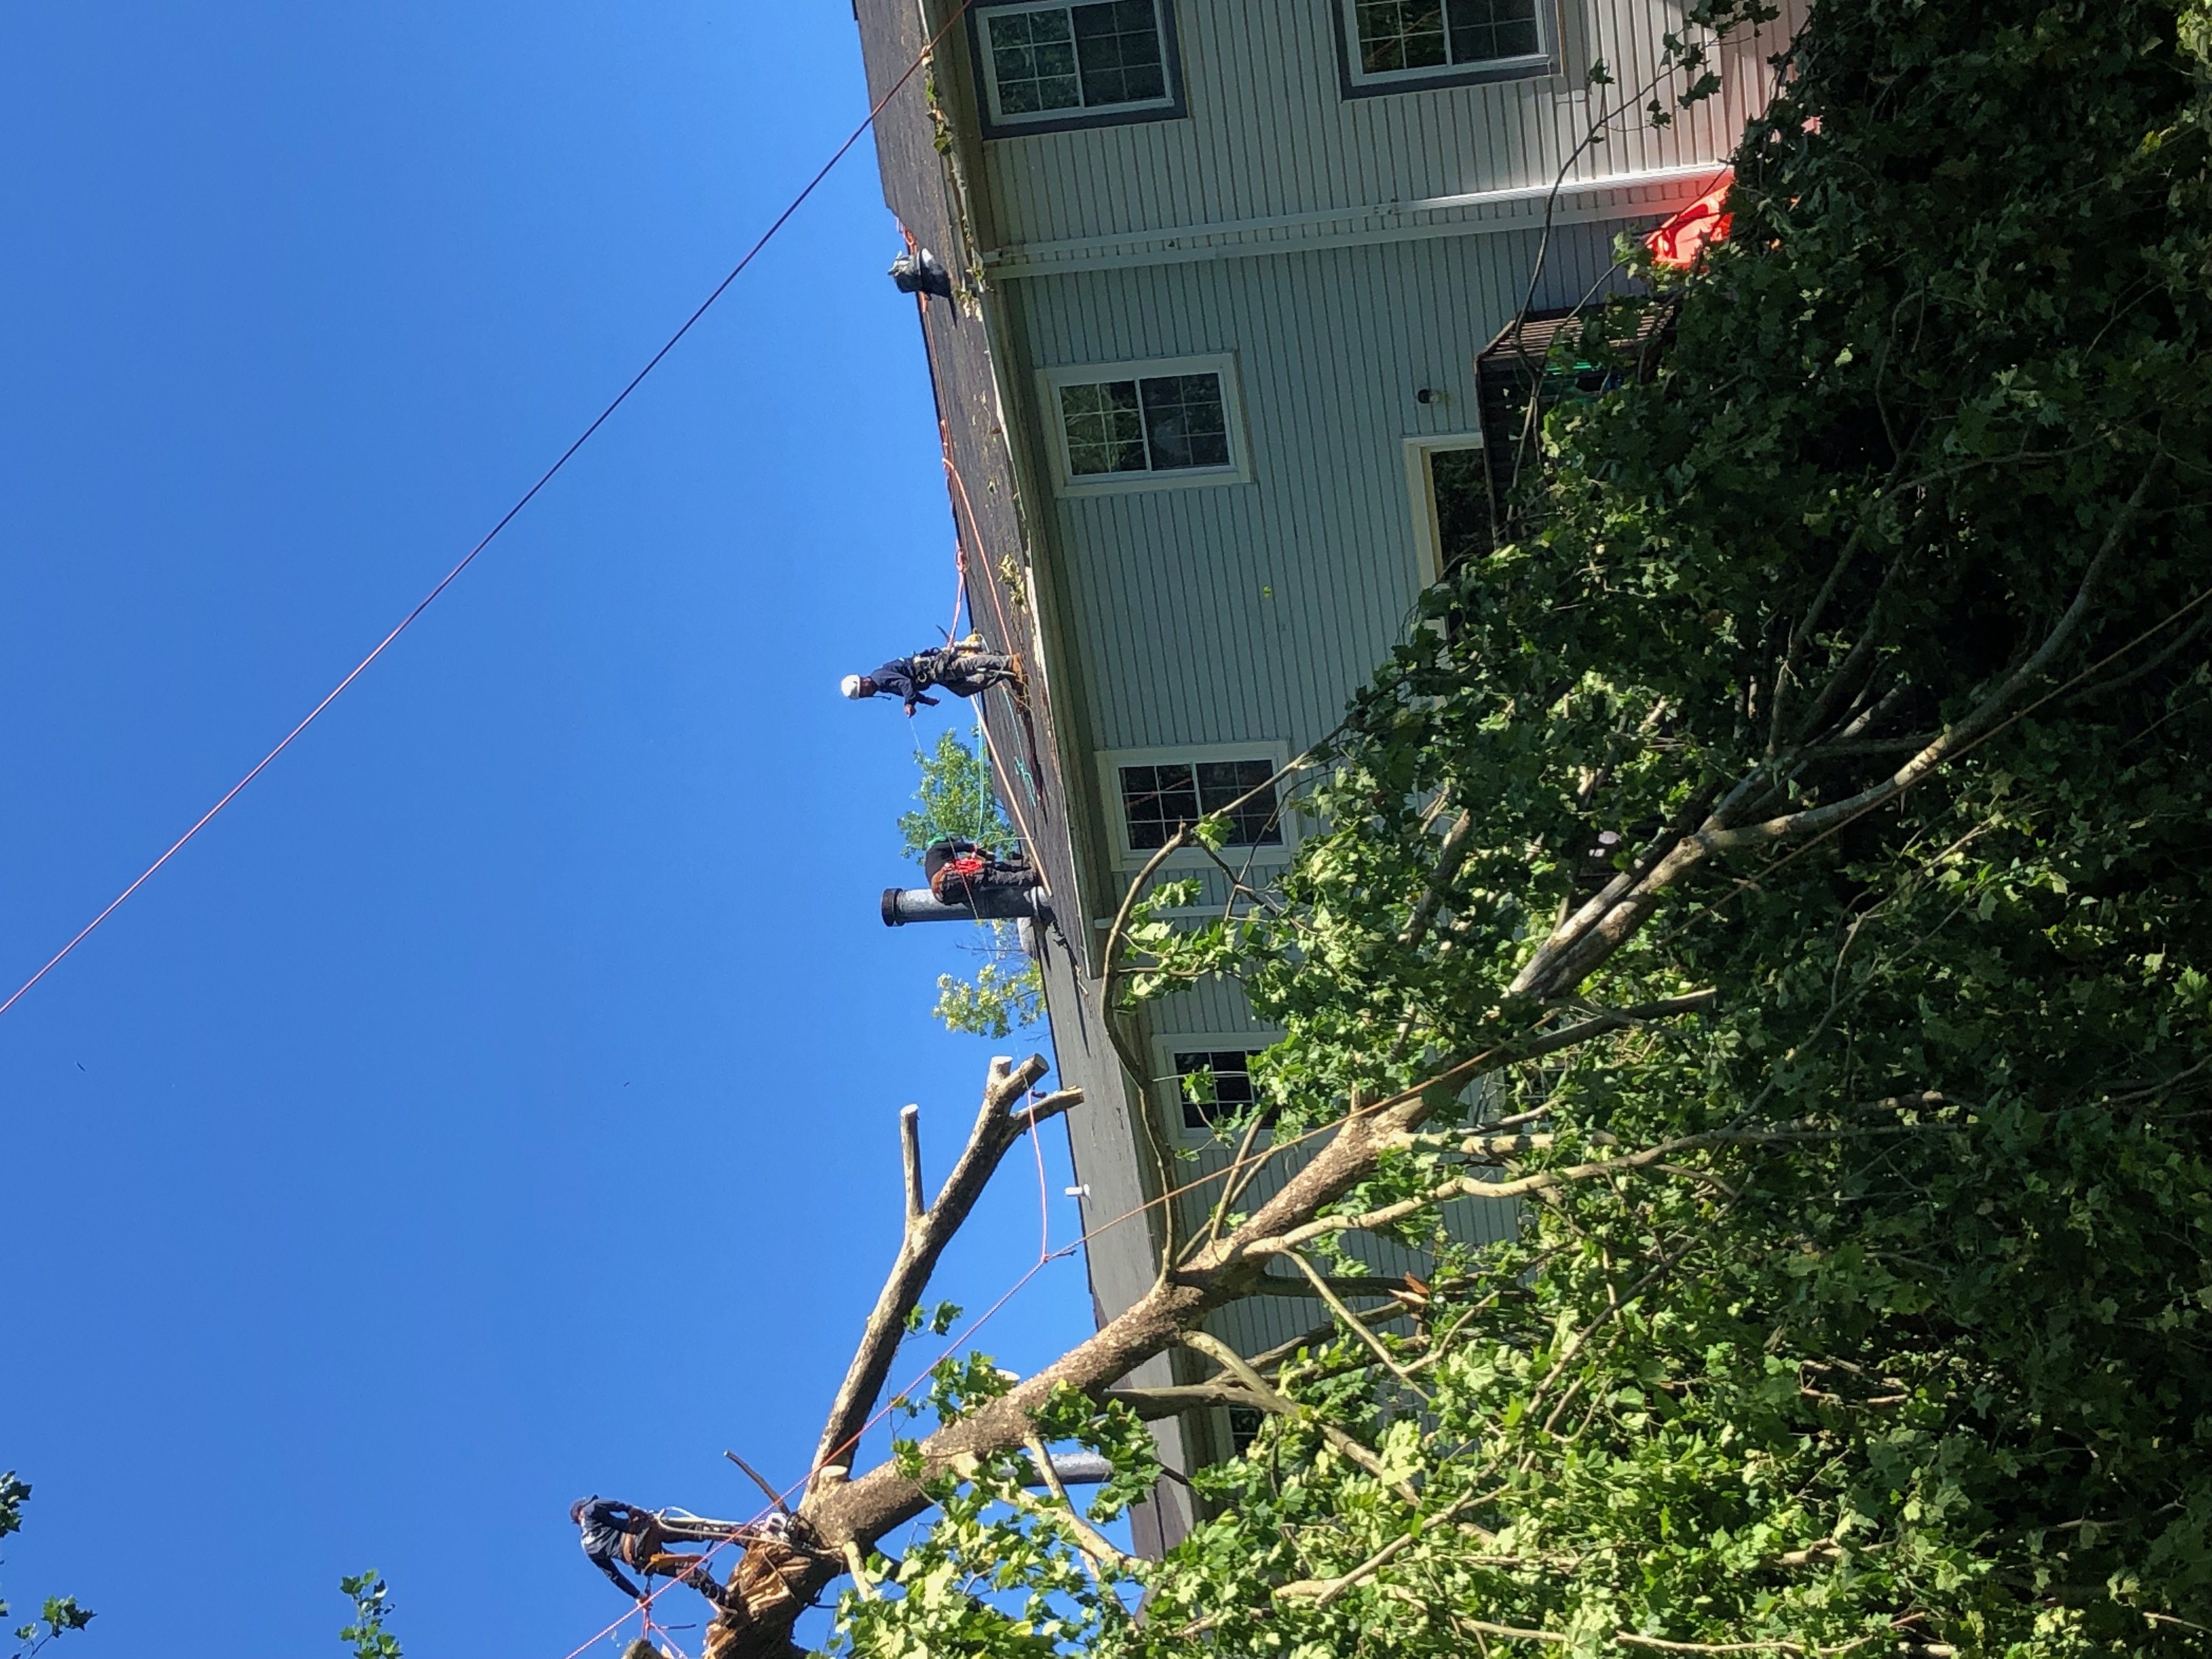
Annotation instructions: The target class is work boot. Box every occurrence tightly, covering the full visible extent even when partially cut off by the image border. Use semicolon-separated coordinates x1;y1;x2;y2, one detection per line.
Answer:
686;1564;736;1611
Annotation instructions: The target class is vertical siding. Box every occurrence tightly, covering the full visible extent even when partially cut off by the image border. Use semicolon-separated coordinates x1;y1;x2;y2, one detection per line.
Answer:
1019;219;1628;757
976;0;1773;247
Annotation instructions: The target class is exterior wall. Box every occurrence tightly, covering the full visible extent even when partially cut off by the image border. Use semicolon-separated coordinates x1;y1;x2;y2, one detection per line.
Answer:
972;0;1785;256
1003;219;1637;766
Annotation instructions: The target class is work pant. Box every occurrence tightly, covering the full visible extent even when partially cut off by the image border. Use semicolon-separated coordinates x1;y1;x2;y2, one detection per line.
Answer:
623;1521;713;1584
930;862;1038;906
920;647;1019;699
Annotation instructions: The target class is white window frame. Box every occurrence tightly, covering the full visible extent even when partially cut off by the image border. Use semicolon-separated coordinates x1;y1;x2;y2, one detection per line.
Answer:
1039;354;1253;496
1097;741;1297;871
1151;1030;1285;1143
975;0;1180;131
1337;0;1556;95
1402;432;1489;585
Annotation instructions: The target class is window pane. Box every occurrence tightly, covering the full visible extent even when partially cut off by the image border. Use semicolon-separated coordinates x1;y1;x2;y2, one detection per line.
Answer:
1173;1049;1260;1130
1430;446;1496;568
1137;373;1230;470
1195;759;1284;845
1446;0;1539;64
1074;0;1166;106
1060;380;1148;475
1121;763;1199;849
1355;1;1449;74
988;9;1082;114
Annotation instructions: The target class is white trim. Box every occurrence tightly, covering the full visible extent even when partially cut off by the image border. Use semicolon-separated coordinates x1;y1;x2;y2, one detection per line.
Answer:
1096;741;1297;871
1402;432;1488;587
981;161;1730;278
1338;0;1550;92
1150;1030;1285;1143
1038;353;1254;496
976;0;1177;128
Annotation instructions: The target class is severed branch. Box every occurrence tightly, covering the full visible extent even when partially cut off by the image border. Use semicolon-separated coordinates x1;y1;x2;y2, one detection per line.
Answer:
1274;1491;1481;1606
1180;1330;1419;1504
900;1104;923;1227
1283;1249;1426;1392
1021;1432;1131;1575
809;1055;1079;1488
1252;1120;1919;1259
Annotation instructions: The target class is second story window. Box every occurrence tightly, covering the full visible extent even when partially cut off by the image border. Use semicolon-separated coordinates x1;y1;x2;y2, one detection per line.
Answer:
1098;742;1296;867
1041;354;1250;493
1172;1048;1267;1130
1340;0;1551;93
976;1;1181;131
1062;373;1227;476
1119;757;1282;849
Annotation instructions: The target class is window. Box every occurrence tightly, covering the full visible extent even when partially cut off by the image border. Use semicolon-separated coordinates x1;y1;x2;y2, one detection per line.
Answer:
973;0;1182;132
1120;759;1282;850
1099;743;1296;866
1339;0;1551;93
1171;1048;1266;1130
1404;435;1497;584
1041;356;1249;493
1063;374;1228;476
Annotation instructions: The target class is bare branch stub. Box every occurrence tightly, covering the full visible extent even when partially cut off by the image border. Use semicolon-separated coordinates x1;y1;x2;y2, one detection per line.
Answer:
809;1055;1069;1490
900;1104;924;1230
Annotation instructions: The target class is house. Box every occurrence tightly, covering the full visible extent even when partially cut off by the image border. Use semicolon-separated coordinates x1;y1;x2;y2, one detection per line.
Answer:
852;0;1791;1552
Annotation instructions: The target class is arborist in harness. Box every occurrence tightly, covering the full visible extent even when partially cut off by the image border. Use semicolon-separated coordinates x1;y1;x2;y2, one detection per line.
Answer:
571;1496;723;1604
924;837;1040;908
840;636;1020;715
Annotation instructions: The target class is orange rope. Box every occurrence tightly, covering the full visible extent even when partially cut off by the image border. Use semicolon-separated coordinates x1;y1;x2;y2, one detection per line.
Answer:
930;395;1052;890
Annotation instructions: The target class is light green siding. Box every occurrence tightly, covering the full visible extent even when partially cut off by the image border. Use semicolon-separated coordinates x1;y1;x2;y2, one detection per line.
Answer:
978;0;1787;253
1006;218;1634;759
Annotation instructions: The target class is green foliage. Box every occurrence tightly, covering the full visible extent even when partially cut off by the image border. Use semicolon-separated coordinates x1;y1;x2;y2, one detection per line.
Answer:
1;1475;91;1659
906;1299;965;1338
837;1383;1160;1657
934;946;1045;1039
898;729;1012;862
838;0;2212;1651
338;1572;401;1659
900;727;1045;1036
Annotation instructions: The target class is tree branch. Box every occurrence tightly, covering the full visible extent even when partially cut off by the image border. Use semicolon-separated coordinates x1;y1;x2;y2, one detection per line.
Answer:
1508;465;2156;1005
809;1055;1074;1486
1399;806;1478;950
1273;1492;1477;1606
1284;1248;1426;1392
900;1104;923;1230
1022;1433;1131;1575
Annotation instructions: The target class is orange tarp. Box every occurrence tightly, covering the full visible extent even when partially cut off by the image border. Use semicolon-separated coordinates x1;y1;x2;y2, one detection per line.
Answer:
1646;178;1734;267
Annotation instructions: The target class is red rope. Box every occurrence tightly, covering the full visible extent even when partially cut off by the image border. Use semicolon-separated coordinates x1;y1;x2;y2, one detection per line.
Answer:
932;415;1051;884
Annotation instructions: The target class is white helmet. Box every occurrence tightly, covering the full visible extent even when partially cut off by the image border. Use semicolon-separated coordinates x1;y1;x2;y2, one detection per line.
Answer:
839;673;867;699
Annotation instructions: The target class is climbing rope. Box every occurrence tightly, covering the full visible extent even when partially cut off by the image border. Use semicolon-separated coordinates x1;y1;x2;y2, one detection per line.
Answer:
933;418;1050;884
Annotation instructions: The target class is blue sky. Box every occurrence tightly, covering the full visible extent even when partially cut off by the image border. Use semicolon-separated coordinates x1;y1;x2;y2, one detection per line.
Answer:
0;4;1096;1654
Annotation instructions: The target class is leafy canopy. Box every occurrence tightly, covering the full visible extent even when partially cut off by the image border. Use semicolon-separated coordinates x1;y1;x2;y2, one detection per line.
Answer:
901;726;1043;1039
833;0;2212;1652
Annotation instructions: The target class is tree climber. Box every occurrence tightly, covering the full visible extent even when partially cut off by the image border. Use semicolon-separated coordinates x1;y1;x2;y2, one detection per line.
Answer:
570;1496;722;1605
840;637;1020;716
924;837;1040;907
